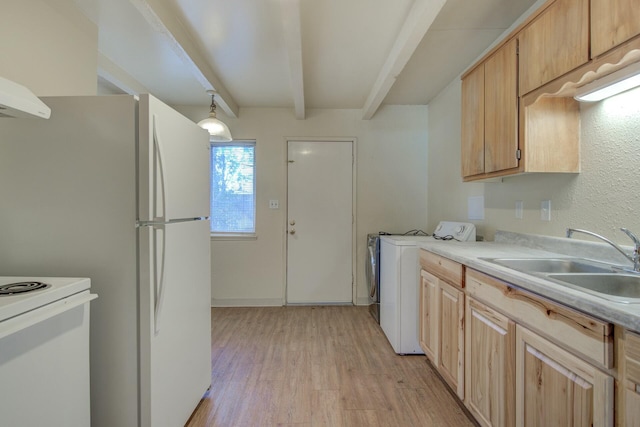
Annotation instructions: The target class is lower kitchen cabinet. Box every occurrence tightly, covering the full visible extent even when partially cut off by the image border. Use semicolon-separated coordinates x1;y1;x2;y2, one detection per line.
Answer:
623;330;640;426
439;280;465;399
465;297;515;427
419;249;465;399
419;269;439;365
515;325;613;427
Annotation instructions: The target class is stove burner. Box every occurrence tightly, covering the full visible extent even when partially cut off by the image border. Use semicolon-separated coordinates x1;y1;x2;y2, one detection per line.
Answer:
0;281;52;296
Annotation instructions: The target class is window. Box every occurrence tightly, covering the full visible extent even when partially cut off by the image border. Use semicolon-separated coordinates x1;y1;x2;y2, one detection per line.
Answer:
210;141;256;236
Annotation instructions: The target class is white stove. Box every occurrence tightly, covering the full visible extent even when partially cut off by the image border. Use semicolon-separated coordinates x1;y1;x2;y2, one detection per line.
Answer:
0;276;96;426
0;276;91;322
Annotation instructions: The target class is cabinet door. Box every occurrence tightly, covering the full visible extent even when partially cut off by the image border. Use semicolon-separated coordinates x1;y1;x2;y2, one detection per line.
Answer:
439;281;464;399
484;38;518;174
515;325;613;427
591;0;640;57
461;64;485;178
419;269;439;365
624;384;640;427
518;0;589;95
623;329;640;426
465;298;515;427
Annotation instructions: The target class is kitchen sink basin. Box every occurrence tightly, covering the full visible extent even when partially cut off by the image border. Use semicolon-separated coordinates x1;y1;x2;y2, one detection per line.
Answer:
547;273;640;303
482;257;614;274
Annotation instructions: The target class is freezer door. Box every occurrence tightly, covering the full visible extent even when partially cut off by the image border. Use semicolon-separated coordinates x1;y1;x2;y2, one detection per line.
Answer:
138;219;211;427
138;94;211;222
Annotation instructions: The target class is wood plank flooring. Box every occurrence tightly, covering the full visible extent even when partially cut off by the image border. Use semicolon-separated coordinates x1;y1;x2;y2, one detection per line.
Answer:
186;306;475;426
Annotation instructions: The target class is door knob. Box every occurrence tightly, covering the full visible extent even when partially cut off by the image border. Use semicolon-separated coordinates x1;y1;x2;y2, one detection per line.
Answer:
289;229;296;235
289;220;296;226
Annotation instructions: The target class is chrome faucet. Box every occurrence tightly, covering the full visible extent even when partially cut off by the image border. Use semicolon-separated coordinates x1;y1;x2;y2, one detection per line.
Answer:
566;227;640;272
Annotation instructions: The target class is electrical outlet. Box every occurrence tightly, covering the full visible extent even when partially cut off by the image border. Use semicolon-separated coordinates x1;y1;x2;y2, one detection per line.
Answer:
269;200;279;209
540;200;551;221
515;201;523;219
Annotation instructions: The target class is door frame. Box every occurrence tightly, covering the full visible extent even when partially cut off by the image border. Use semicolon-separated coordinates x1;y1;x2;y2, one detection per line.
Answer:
282;137;358;305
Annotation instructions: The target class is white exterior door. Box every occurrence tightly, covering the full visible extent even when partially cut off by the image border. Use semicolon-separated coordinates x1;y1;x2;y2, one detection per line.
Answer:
286;140;354;304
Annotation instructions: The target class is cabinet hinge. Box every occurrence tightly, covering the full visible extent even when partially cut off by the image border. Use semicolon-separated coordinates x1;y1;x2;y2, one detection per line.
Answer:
516;149;521;160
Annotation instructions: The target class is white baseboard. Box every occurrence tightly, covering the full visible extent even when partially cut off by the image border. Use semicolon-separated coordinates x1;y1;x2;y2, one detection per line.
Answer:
211;298;284;307
212;297;371;307
355;296;370;306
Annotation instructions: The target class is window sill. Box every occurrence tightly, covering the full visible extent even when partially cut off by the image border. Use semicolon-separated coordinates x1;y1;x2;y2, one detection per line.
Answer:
210;233;257;241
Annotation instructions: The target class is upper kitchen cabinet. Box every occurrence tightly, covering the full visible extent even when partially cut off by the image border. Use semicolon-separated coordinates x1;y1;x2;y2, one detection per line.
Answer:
462;39;518;180
591;0;640;57
518;0;589;96
461;36;578;182
461;62;485;178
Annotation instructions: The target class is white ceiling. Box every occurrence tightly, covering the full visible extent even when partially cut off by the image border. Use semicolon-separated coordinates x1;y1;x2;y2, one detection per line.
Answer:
75;0;539;118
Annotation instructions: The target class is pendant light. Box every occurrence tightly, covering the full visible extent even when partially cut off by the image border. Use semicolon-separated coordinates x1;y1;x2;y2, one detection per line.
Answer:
198;90;232;141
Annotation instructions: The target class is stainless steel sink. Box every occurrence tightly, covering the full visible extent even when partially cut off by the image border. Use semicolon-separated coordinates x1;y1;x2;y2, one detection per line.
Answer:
547;273;640;303
482;257;614;274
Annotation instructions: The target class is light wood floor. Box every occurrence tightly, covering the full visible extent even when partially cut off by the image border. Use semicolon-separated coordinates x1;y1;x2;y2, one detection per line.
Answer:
186;306;475;427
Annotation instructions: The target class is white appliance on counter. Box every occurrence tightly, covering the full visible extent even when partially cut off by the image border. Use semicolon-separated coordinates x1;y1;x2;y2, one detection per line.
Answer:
380;221;476;354
0;277;96;426
0;95;212;427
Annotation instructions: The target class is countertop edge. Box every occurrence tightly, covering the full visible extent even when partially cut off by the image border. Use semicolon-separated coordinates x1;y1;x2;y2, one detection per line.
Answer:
417;240;640;332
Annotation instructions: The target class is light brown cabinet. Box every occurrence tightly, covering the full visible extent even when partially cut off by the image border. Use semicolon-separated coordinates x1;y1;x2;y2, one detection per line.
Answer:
438;280;464;399
418;249;465;399
591;0;640;57
419;269;439;365
518;0;589;95
515;325;613;426
465;297;515;427
622;330;640;426
464;268;614;427
461;39;518;179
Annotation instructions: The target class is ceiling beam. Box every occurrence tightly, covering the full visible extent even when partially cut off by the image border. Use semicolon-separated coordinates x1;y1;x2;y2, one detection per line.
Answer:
98;53;150;96
128;0;239;117
279;0;305;119
361;0;447;120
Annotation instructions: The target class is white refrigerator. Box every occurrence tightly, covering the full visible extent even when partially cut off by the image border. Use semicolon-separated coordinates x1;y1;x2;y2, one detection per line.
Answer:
0;94;212;427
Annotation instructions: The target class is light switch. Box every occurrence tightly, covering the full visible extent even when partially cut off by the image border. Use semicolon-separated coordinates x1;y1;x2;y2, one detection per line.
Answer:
269;200;279;209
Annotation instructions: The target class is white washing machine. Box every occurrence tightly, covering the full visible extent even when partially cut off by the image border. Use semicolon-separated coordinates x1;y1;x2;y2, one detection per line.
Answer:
379;222;475;355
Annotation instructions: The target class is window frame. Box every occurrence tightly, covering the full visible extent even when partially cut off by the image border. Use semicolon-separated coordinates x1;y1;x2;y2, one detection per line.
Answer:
209;140;257;240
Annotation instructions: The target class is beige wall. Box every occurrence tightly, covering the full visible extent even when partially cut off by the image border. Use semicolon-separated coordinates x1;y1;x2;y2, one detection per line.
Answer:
427;78;640;245
0;0;97;96
178;106;429;306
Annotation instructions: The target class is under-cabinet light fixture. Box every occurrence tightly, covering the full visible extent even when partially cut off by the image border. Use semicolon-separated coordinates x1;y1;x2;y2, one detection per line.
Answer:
198;90;232;142
574;61;640;102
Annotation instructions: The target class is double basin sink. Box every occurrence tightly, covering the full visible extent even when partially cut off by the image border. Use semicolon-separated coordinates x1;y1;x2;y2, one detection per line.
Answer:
481;257;640;303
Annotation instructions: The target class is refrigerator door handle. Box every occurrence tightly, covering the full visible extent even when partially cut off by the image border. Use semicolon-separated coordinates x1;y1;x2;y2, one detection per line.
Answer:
152;223;167;335
138;217;210;227
152;114;167;222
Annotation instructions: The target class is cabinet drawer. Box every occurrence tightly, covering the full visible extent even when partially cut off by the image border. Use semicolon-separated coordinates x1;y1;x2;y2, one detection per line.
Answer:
466;268;614;369
419;250;464;288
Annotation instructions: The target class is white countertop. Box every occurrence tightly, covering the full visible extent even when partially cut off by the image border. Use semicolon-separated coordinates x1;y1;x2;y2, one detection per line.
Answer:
417;240;640;332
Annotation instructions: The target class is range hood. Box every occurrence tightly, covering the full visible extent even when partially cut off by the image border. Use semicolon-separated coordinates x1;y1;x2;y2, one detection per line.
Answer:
0;76;51;119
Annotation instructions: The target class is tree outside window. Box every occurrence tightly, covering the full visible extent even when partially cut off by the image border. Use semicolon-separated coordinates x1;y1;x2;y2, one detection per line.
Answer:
210;141;256;234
